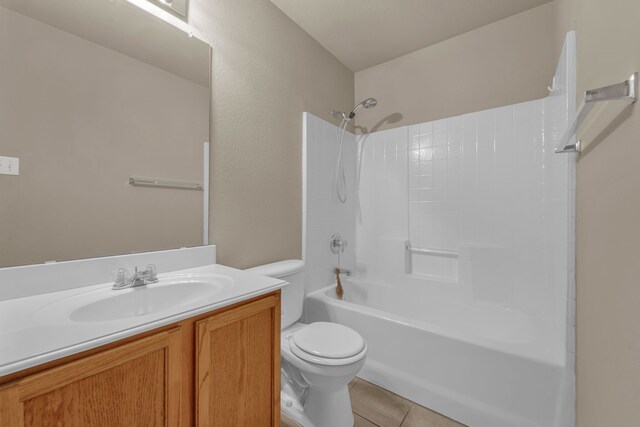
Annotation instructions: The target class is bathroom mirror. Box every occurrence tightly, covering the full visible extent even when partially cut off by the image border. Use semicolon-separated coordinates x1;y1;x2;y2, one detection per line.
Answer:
0;0;211;268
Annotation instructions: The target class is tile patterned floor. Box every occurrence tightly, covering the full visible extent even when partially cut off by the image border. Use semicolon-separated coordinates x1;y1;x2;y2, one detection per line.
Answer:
281;377;466;427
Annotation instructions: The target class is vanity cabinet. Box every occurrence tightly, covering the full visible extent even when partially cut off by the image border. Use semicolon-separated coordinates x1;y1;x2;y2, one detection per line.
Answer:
0;329;182;426
0;291;281;427
196;294;281;426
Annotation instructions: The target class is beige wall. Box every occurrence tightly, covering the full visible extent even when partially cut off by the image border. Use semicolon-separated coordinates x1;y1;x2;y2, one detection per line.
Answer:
188;0;354;268
0;0;353;270
0;6;208;267
353;2;557;133
553;0;640;425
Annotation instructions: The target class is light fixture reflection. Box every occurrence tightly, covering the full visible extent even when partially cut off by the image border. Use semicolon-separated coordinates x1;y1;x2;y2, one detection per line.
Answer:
125;0;192;35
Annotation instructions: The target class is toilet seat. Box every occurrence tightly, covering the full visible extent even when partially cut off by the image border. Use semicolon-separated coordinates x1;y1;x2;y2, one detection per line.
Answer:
289;322;367;366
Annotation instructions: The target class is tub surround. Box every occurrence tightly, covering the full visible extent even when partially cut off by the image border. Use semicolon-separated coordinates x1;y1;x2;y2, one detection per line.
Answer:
302;32;576;427
0;246;286;378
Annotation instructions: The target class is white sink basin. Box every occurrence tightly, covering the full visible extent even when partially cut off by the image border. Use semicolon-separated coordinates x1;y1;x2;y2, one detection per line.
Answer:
34;274;232;323
70;281;219;322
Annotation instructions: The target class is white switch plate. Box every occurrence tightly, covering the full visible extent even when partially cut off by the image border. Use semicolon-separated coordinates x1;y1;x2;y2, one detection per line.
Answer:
0;156;19;175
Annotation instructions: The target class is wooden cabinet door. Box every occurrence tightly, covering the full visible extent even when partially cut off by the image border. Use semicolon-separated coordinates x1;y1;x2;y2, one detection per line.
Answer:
195;294;281;427
0;328;182;427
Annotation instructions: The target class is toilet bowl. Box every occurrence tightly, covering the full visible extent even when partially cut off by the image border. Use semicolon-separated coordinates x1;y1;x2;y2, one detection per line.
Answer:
281;322;367;427
245;260;366;427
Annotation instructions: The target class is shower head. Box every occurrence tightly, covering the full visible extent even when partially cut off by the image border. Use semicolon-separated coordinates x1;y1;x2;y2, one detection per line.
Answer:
362;98;378;109
348;97;377;119
331;97;378;122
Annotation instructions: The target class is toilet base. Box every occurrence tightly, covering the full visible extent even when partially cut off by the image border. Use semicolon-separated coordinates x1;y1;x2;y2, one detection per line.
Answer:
281;387;354;427
305;385;354;427
281;390;310;426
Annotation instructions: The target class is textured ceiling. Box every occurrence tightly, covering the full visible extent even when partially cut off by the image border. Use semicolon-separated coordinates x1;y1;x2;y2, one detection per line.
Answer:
271;0;554;71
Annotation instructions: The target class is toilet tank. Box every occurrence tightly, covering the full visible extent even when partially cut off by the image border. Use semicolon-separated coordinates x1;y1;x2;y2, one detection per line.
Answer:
245;260;305;329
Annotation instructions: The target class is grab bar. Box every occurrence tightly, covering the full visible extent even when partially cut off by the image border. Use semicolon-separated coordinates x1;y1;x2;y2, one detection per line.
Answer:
404;241;458;274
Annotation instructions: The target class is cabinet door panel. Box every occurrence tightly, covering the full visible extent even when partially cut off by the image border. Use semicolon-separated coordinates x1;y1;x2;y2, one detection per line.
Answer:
0;328;181;427
196;294;280;427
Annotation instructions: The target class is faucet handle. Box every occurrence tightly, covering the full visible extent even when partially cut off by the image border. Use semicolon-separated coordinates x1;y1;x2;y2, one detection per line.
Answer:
145;264;157;281
330;233;348;254
112;267;130;288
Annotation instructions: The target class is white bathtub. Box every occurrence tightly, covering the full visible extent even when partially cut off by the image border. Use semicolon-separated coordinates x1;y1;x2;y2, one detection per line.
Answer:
304;278;571;427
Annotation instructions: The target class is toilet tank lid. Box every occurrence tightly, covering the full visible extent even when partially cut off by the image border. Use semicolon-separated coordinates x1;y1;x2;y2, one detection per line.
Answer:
244;259;305;278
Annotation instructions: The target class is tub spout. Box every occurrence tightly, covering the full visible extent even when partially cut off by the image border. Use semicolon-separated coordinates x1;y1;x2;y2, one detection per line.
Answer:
334;267;345;300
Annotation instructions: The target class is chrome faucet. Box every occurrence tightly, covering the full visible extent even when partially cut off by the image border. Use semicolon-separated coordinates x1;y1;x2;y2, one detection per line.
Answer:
330;234;352;276
113;264;158;290
330;233;348;254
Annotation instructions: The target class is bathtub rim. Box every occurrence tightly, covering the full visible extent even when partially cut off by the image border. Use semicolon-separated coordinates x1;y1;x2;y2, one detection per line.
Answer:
306;284;566;368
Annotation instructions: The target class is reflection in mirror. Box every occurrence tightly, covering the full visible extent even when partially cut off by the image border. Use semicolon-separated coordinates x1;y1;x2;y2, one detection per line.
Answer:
0;0;211;268
146;0;189;22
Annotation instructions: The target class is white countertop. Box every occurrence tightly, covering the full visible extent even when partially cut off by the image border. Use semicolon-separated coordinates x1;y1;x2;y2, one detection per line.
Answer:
0;263;286;378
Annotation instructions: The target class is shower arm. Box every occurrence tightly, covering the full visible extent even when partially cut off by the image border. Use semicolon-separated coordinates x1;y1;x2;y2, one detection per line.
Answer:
331;110;351;121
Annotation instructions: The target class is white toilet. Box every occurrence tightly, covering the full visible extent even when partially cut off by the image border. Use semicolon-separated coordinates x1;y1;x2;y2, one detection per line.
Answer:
246;260;366;427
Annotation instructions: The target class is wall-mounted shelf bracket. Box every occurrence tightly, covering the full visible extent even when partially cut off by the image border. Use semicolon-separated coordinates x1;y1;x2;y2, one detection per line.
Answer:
129;176;203;190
